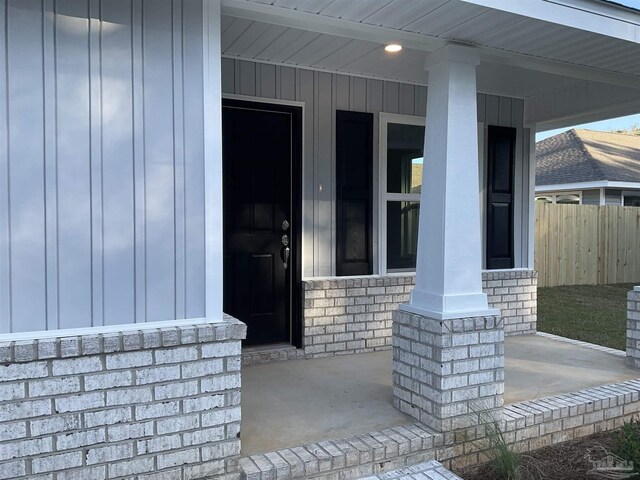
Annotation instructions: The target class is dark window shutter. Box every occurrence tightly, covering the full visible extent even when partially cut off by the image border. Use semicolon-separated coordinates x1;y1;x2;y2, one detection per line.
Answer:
336;110;373;276
486;126;515;269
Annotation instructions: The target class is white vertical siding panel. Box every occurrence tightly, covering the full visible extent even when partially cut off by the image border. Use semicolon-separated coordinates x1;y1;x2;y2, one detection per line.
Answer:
238;60;256;96
384;81;399;114
132;0;146;323
173;0;186;319
367;79;384;113
498;96;512;126
316;72;334;276
101;0;135;326
298;69;315;277
221;57;235;93
477;93;486;123
43;0;58;330
351;77;367;112
511;98;524;128
485;94;500;125
399;84;415;116
233;58;241;93
335;74;349;110
183;0;205;319
415;86;427;118
7;0;47;332
258;63;277;98
143;0;176;321
0;1;9;333
279;66;296;101
88;0;104;327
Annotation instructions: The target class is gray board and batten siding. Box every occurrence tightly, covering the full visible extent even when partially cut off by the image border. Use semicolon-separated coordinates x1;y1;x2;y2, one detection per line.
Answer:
0;1;207;333
221;58;533;279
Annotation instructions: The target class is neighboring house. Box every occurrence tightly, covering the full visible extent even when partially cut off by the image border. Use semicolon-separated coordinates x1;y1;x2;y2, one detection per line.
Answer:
536;129;640;206
2;1;640;479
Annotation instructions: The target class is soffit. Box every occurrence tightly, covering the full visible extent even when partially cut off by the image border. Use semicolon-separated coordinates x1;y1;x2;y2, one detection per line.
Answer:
229;0;640;79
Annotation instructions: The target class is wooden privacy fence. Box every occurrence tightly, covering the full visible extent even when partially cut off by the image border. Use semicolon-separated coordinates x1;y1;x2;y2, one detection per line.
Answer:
535;203;640;287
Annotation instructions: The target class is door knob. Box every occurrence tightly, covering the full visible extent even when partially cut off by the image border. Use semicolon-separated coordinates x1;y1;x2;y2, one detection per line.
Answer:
282;234;290;269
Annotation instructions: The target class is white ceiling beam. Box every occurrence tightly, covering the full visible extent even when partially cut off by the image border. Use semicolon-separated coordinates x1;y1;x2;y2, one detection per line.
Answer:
528;96;640;130
460;0;640;43
479;51;640;90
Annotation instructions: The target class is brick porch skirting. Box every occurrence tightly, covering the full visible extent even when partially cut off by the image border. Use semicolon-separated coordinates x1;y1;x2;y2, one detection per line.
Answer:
302;270;537;358
0;315;246;480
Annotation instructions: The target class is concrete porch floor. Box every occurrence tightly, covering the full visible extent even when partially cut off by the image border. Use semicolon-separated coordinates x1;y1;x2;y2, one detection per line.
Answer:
241;334;639;455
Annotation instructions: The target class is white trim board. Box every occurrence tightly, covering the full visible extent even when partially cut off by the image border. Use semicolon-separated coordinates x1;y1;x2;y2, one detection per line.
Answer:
536;180;640;192
203;0;224;322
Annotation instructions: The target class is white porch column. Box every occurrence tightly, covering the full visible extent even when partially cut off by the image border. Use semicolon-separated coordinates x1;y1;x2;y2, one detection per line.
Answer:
403;44;498;320
392;44;504;433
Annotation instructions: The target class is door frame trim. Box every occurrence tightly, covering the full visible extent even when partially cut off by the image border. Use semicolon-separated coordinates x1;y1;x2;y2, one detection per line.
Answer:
223;93;305;110
221;96;304;348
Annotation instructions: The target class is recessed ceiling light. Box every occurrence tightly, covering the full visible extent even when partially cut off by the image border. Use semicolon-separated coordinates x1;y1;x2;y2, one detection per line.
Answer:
385;44;402;53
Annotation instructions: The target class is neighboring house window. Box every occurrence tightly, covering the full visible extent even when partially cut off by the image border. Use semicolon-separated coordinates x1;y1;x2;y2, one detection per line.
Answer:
379;114;424;273
623;192;640;207
535;192;581;204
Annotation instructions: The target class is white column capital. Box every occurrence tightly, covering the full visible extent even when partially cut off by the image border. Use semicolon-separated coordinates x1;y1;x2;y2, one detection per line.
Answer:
424;43;480;70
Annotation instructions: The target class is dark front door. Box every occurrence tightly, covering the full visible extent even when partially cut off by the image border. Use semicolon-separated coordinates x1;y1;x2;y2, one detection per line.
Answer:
222;100;302;346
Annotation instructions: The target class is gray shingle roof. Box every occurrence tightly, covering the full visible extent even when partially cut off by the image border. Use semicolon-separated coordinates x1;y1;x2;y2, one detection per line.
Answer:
536;129;640;186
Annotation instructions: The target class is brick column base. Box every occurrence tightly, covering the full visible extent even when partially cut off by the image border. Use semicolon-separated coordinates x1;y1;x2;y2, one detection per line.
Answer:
392;309;504;433
626;286;640;368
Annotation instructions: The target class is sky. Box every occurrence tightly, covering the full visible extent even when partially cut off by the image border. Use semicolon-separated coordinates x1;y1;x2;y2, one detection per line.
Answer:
535;114;640;142
607;0;640;9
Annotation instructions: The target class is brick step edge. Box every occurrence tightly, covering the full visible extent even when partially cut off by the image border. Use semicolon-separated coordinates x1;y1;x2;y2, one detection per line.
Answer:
239;423;444;480
359;460;463;480
241;346;305;366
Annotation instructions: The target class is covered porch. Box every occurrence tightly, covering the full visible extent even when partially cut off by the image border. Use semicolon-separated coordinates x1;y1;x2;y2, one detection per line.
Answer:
241;334;639;456
2;1;640;479
223;0;640;476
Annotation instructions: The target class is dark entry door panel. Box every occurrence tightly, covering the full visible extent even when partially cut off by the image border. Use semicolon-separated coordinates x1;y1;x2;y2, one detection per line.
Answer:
222;100;301;346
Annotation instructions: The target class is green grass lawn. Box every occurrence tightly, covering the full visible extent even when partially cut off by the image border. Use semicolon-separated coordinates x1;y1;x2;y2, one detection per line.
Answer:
537;283;636;351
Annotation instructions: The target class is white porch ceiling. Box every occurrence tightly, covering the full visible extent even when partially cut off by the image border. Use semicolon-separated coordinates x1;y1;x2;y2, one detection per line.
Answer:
228;0;640;78
222;14;584;98
221;0;640;128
